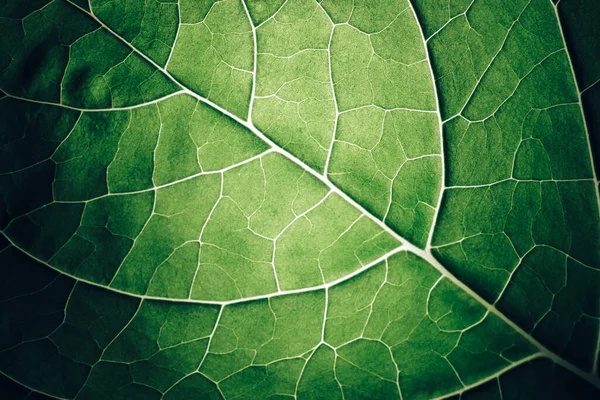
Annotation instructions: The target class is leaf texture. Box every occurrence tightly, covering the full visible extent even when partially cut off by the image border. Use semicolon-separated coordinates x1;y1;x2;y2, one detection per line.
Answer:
0;0;599;399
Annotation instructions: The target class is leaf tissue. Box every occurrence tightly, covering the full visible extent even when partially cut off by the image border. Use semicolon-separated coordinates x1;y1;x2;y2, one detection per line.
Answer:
1;0;599;399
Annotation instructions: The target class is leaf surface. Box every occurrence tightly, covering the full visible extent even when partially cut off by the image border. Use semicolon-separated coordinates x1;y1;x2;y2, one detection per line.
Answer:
1;0;599;398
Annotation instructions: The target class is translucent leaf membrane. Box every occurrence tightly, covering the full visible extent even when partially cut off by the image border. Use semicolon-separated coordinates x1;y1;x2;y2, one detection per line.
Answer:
2;247;566;400
1;0;600;398
91;0;179;67
0;94;398;300
551;0;600;377
0;373;53;400
444;358;599;399
555;0;600;183
419;0;600;373
250;0;442;246
0;0;178;108
167;0;254;119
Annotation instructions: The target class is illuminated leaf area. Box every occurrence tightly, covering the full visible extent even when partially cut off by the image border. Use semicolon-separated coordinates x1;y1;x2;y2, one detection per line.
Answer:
1;0;599;399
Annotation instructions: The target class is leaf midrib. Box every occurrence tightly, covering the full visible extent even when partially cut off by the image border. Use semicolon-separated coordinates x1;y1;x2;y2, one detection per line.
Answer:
2;0;599;394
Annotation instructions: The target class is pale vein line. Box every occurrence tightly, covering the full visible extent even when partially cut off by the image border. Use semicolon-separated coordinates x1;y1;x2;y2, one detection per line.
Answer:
0;371;69;400
551;0;600;377
405;0;600;388
447;177;595;189
465;48;566;123
190;173;225;299
2;90;187;113
338;104;437;114
241;0;257;120
406;239;600;390
164;0;181;68
452;0;533;121
320;4;338;176
64;0;186;95
581;78;600;95
61;0;412;254
406;0;446;252
1;230;405;306
2;150;273;212
3;0;599;392
294;347;317;397
198;305;224;368
255;0;289;29
425;0;476;43
432;353;545;400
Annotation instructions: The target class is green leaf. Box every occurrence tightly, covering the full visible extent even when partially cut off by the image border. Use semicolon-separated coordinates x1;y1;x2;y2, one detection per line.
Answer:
1;0;599;399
